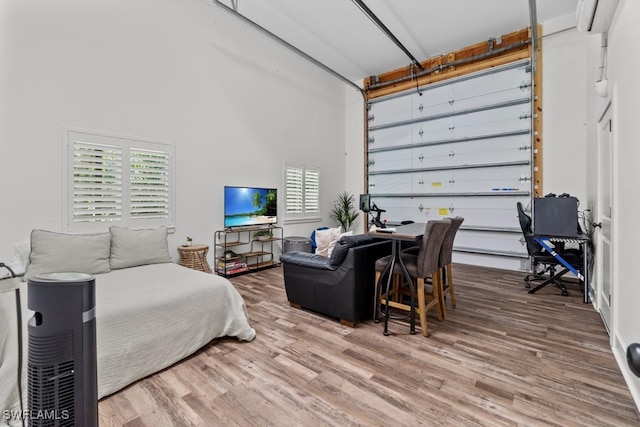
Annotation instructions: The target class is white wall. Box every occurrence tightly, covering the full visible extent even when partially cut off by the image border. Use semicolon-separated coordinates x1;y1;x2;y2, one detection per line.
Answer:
541;6;640;408
541;14;588;204
0;0;348;262
344;85;367;233
589;0;640;406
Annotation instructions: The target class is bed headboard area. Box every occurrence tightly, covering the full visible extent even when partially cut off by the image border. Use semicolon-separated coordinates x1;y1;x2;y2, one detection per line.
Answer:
20;226;171;282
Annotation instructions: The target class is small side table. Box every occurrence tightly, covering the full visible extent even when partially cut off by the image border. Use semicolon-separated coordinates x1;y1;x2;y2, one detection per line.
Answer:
283;236;312;253
177;244;212;273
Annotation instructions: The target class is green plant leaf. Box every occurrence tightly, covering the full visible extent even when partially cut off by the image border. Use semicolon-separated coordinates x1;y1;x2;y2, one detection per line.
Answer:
329;191;359;231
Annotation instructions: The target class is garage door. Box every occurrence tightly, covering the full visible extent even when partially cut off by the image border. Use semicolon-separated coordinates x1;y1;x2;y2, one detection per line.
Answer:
366;60;532;270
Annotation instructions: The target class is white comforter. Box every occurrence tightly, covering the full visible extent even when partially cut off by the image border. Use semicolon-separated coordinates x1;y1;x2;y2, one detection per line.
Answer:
1;263;255;423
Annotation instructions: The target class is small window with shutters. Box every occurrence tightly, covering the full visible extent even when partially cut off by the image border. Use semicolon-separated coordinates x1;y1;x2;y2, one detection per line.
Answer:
64;129;174;232
283;161;321;223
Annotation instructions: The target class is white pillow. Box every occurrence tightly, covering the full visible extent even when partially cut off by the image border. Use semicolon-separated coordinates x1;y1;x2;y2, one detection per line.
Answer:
109;226;171;269
315;227;342;257
23;230;111;281
327;230;353;257
2;238;31;279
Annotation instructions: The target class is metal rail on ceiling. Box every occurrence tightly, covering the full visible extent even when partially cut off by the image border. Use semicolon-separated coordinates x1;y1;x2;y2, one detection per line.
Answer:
528;0;539;74
214;1;541;96
351;0;424;71
210;0;364;95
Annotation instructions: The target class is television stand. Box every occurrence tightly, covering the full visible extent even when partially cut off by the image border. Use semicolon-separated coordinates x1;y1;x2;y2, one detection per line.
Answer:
214;225;283;276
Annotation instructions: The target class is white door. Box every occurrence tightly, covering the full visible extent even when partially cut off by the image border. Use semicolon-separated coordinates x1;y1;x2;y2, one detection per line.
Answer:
597;105;613;333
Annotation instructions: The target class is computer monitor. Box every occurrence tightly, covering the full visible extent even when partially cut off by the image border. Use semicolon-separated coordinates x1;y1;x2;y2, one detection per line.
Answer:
534;196;579;237
359;194;371;213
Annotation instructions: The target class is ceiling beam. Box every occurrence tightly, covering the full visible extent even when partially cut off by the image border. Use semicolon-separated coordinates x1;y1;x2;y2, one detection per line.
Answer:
351;0;424;71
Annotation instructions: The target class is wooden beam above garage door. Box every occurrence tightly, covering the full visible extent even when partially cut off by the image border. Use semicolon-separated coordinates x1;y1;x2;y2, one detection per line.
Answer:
364;27;532;100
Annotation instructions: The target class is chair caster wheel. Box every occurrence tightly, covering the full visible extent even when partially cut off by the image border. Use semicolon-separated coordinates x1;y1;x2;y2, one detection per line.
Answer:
383;331;390;336
374;319;380;323
525;283;531;289
561;290;568;296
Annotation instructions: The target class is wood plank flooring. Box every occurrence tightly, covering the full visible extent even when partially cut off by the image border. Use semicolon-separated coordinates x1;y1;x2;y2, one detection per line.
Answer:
98;264;639;426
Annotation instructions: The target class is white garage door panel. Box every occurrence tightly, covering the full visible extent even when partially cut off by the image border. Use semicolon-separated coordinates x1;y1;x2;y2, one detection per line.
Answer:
369;124;413;149
453;87;530;113
368;149;414;172
412;118;456;144
370;85;455;127
452;105;531;139
368;173;412;194
368;197;445;224
412;170;455;194
373;105;530;149
368;195;517;227
454;253;524;271
453;133;531;164
453;66;530;104
448;202;523;229
411;144;454;169
369;195;527;226
412;86;454;118
455;230;526;255
451;165;529;193
368;95;413;127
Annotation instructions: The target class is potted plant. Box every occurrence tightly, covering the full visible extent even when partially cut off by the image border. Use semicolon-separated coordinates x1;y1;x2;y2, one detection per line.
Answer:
254;229;273;241
183;236;193;247
330;191;359;231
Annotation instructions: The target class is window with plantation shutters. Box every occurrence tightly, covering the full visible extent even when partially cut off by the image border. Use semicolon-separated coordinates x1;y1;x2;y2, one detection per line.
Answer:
64;129;174;231
71;141;123;223
129;148;170;219
284;162;321;222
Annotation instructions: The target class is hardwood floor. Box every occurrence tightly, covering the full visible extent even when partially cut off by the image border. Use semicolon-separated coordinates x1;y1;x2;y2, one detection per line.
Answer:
99;264;639;426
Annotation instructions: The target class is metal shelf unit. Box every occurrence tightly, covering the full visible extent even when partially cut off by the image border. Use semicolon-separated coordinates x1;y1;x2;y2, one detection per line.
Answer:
214;225;283;276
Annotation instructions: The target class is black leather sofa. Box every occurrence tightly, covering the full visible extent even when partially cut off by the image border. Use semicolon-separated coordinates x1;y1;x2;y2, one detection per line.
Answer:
280;234;392;326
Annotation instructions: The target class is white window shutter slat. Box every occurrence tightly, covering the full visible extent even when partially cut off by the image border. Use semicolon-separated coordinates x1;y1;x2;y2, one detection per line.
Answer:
66;131;174;231
72;141;123;223
284;162;321;219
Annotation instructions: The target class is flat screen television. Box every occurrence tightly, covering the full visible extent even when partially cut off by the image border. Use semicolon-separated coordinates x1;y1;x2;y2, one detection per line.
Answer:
224;186;277;228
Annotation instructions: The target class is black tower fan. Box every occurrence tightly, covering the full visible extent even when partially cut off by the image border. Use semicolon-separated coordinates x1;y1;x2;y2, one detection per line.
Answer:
27;273;98;427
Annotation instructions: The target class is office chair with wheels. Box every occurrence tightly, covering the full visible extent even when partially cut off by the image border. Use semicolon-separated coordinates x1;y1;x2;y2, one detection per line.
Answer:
516;202;583;296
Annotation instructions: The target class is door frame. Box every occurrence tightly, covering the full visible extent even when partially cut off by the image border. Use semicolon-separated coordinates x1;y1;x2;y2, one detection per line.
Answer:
596;100;614;337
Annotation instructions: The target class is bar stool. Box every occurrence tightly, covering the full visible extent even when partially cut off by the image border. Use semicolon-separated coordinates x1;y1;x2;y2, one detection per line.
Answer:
373;219;451;337
402;216;464;317
438;216;464;316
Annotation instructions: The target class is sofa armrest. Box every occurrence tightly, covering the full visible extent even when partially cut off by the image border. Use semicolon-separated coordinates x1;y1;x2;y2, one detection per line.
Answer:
280;252;335;271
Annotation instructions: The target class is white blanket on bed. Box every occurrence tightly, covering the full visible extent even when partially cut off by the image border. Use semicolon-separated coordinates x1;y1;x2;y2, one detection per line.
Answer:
1;263;255;423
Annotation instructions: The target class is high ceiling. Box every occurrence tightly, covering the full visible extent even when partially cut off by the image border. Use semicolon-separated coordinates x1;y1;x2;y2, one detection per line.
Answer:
214;0;579;82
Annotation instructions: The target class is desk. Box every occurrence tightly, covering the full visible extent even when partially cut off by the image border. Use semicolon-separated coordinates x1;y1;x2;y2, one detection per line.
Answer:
531;234;591;303
369;223;426;335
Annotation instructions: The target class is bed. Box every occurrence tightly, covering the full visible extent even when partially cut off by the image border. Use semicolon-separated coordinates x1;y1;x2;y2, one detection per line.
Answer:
0;227;255;425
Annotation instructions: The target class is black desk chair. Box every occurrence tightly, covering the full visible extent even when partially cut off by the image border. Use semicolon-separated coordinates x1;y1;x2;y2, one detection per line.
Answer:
516;202;583;296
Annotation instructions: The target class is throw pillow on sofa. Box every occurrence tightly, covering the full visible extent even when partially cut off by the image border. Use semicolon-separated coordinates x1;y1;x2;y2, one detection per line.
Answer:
109;226;171;269
23;229;111;281
328;230;353;257
314;227;342;257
